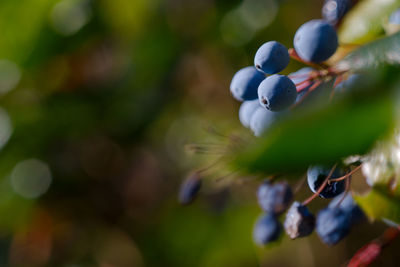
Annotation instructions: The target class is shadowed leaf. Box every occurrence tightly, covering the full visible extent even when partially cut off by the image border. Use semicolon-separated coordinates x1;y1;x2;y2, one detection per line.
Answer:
230;68;399;175
339;31;400;71
355;187;400;224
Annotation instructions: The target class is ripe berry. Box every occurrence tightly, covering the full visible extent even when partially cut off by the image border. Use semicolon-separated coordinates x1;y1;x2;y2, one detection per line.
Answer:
316;207;351;245
178;172;202;205
329;193;366;225
239;100;260;128
249;107;284;137
254;41;290;74
253;213;282;245
284;201;315;239
230;66;265;101
294;19;338;62
307;165;346;199
322;0;353;26
257;181;293;215
258;74;297;111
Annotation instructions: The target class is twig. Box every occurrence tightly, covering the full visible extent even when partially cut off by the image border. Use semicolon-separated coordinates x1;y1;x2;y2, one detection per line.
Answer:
302;164;337;206
328;165;362;183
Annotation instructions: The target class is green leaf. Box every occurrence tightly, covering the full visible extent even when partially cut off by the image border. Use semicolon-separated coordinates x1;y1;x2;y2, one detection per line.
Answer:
338;0;400;45
338;31;400;71
0;0;59;64
231;69;398;175
355;188;400;224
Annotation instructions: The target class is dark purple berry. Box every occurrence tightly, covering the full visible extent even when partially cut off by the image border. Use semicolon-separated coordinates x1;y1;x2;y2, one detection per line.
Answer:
329;193;366;225
307;165;346;199
253;213;282;245
257;181;293;214
284;201;315;239
316;207;351;245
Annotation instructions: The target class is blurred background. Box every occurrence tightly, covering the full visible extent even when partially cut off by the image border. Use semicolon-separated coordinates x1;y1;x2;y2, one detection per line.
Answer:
0;0;398;266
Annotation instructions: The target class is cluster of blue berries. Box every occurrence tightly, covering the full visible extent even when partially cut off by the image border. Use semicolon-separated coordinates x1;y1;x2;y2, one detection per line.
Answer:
253;181;292;244
253;165;366;246
228;15;371;246
180;1;377;251
231;19;339;137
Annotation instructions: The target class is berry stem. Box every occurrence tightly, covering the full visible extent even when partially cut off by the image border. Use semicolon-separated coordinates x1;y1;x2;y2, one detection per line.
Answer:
328;165;362;183
295;80;313;92
294;175;307;194
288;48;329;69
302;164;337;206
334;176;352;208
292;80;322;109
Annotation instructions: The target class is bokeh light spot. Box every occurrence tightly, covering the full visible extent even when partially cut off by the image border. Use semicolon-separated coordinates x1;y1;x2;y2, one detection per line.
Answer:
11;159;52;199
50;0;92;36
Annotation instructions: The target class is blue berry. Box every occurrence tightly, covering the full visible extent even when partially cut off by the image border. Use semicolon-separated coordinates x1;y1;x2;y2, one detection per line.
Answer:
328;193;366;225
249;107;284;137
307;165;346;199
257;181;293;215
322;0;353;26
284;201;315;239
253;213;282;245
316;207;351;245
230;66;265;101
389;8;400;25
294;19;338;62
239;100;260;128
254;41;290;74
178;172;202;205
258;74;297;111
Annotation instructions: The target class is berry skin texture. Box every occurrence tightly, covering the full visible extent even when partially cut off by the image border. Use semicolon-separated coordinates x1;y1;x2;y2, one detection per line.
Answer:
254;41;290;74
178;172;202;205
294;19;338;63
230;66;265;101
307;165;346;199
253;213;282;245
284;201;315;239
257;181;293;215
249;107;284;137
322;0;353;26
329;193;366;225
316;207;351;245
239;100;260;128
258;74;297;111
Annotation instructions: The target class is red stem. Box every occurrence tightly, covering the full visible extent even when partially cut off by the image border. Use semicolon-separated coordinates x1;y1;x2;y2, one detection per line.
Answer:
302;164;337;206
